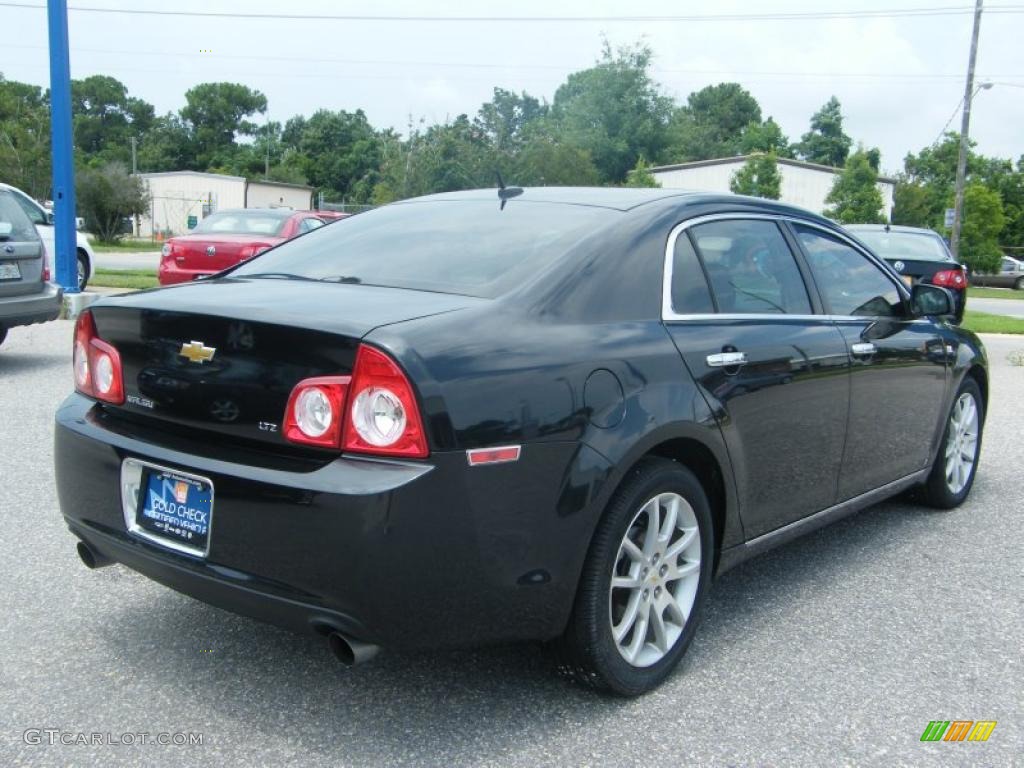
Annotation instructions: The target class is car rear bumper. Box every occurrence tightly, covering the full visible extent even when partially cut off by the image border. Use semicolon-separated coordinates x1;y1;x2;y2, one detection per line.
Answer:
54;393;601;649
157;261;215;285
0;282;62;328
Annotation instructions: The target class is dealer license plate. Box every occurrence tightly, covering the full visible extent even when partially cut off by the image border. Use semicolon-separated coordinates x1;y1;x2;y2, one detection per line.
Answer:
129;463;214;556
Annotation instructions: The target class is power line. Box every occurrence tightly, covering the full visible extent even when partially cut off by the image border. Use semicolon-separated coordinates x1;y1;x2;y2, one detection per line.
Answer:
3;42;1022;83
2;1;1024;22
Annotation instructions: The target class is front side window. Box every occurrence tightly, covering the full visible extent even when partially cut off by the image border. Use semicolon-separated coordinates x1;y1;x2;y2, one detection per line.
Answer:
795;225;903;317
299;217;325;234
688;219;811;315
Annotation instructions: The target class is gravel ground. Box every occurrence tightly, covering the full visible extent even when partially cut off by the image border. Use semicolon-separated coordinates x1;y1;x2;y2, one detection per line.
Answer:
0;319;1021;767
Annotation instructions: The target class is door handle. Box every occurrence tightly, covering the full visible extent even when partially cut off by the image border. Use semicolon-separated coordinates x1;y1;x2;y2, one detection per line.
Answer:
707;351;748;368
851;342;876;356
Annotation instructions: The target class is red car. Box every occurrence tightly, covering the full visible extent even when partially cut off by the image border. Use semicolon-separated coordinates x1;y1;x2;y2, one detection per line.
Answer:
158;209;343;285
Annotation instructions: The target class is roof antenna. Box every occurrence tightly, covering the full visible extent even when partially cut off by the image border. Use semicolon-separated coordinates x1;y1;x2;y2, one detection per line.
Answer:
496;170;523;210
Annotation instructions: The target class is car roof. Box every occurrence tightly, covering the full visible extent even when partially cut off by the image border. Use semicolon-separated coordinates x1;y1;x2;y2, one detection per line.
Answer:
844;223;942;236
401;187;831;218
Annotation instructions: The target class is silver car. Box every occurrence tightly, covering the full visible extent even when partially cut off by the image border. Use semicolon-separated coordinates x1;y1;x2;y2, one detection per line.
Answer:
0;187;63;348
969;256;1024;290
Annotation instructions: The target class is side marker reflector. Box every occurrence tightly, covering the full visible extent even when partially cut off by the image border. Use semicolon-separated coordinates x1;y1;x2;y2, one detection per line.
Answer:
466;445;521;466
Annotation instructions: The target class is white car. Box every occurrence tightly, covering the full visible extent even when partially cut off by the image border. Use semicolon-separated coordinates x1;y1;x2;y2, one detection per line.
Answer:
0;182;95;290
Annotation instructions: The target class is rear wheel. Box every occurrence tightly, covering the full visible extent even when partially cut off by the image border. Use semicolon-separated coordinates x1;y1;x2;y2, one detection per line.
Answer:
1015;277;1024;291
555;457;713;696
77;250;89;291
921;377;984;509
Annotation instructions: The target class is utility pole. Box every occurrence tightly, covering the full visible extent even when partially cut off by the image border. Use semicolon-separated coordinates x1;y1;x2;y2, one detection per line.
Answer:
265;120;270;180
46;0;78;294
950;0;984;260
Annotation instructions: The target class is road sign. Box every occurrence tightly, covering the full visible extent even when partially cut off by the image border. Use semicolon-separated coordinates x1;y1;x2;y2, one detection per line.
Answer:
944;208;956;229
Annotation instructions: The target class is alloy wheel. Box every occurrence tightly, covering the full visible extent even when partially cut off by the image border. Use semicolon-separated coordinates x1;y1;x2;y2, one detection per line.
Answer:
608;492;701;667
944;392;979;495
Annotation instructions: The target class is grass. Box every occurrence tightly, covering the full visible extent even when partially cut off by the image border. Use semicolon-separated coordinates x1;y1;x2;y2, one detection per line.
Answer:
967;286;1024;300
961;310;1024;335
88;238;164;253
90;268;159;290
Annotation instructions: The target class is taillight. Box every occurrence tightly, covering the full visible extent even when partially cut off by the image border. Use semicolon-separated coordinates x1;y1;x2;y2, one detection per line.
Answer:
42;244;51;282
933;268;967;289
239;245;271;260
283;376;350;448
73;310;125;404
282;345;428;457
161;242;172;258
343;345;429;458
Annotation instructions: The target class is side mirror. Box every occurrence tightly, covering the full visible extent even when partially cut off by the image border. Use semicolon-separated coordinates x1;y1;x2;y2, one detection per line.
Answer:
45;211;55;225
910;284;954;318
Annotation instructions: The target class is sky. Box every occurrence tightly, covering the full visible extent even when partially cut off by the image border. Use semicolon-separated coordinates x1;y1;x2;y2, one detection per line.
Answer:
1;0;1022;175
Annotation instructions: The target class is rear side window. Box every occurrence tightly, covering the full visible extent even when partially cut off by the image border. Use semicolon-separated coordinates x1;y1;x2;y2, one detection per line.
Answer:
795;225;902;317
689;219;811;315
670;233;715;314
0;191;40;242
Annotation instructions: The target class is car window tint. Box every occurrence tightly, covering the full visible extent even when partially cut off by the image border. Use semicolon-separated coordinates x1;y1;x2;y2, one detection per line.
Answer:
689;219;811;315
9;189;46;226
670;232;714;314
795;225;902;317
233;200;612;298
193;212;289;236
300;218;325;234
0;191;40;241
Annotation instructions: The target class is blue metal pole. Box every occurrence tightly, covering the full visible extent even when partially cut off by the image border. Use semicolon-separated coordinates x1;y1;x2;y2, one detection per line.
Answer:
47;0;78;293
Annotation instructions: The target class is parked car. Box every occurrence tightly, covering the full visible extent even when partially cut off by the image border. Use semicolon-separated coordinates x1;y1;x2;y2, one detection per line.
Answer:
968;256;1024;290
844;224;967;322
1;182;96;290
56;189;987;696
0;187;62;346
157;208;337;285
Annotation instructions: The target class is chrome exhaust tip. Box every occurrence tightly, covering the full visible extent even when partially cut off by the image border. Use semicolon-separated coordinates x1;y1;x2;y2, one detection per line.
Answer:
327;632;380;668
76;540;114;569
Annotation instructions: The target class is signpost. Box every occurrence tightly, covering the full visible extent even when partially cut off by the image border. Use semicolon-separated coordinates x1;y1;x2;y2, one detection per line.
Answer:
944;208;956;230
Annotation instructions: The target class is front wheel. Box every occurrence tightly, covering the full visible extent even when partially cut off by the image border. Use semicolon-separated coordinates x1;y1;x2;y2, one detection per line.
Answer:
556;457;713;696
1015;277;1024;291
921;377;984;509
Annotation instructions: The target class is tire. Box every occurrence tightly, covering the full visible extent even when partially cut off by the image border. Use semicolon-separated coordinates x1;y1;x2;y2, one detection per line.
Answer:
0;327;6;347
555;457;714;696
921;377;984;509
77;250;89;291
1015;277;1024;291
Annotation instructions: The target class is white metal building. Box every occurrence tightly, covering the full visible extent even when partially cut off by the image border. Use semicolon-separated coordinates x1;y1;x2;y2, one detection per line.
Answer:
137;171;314;237
650;156;896;220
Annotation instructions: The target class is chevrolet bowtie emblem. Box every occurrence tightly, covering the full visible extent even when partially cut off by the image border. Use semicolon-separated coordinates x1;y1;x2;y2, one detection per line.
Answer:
179;340;216;363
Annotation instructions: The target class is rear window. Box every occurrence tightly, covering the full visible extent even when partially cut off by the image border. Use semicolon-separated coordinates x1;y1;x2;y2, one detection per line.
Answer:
0;190;40;242
232;200;612;297
193;211;290;236
851;230;952;262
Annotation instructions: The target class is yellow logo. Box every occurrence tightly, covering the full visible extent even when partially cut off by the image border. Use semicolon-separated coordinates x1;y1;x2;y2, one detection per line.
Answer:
179;341;216;364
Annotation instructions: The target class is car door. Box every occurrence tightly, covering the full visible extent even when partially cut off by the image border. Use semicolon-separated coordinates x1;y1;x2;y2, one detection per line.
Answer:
790;222;949;501
663;216;851;538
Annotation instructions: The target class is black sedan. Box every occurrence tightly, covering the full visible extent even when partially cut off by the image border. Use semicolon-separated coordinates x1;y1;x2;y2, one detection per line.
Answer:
55;188;987;696
844;224;968;322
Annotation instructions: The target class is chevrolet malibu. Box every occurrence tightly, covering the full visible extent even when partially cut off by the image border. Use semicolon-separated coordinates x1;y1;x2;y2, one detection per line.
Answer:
55;188;987;695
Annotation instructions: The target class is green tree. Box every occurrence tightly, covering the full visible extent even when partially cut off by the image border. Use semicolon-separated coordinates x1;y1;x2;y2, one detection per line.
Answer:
550;42;672;183
668;82;762;161
797;96;852;167
76;163;150;243
0;74;51;199
282;110;382;202
624;155;659;188
891;176;932;227
739;117;792;157
71;75;154;166
729;152;781;199
956;183;1005;273
513;126;600;186
179;82;267;169
474;88;547;153
824;148;885;223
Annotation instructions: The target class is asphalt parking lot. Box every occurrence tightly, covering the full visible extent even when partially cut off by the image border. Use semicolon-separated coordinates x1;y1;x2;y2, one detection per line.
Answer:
1;319;1021;767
